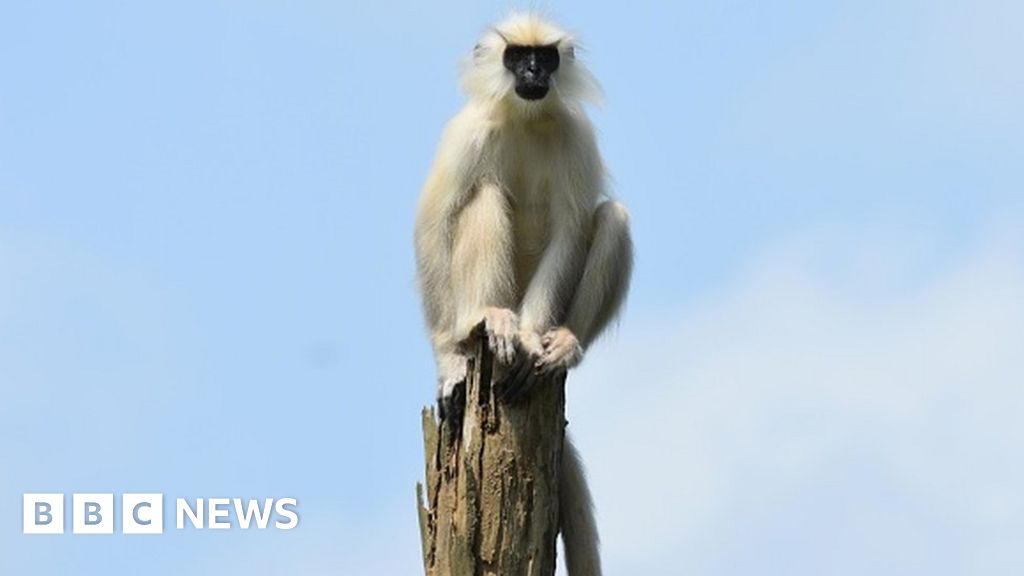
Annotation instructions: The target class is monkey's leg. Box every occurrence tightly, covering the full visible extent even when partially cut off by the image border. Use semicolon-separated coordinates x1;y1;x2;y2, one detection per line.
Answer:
434;338;468;423
534;200;632;375
505;201;632;397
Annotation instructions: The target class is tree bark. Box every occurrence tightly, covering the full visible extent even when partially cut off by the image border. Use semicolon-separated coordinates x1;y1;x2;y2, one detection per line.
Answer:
417;333;567;576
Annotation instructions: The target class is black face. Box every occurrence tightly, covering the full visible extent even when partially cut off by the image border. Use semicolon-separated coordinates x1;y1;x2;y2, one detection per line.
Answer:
503;44;560;101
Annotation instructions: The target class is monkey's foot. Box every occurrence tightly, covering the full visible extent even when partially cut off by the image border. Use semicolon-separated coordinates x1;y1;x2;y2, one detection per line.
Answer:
482;307;520;365
536;327;583;374
437;352;468;427
498;329;548;403
438;379;466;431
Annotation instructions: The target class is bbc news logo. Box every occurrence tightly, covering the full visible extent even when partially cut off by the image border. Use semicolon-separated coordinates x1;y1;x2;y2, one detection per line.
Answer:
22;493;299;534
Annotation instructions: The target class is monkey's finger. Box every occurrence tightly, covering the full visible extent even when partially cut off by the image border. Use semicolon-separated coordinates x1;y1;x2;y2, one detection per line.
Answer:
535;351;560;375
498;339;512;365
505;333;520;363
535;352;549;372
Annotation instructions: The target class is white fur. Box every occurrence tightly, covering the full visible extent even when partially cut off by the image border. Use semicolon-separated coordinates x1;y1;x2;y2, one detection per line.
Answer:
414;13;632;576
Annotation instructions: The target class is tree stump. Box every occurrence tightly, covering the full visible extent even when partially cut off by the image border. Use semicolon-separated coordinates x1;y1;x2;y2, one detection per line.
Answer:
417;334;567;576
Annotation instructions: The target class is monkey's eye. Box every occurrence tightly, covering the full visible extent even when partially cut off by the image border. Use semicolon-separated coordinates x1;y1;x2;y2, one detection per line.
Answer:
503;45;529;71
534;45;560;71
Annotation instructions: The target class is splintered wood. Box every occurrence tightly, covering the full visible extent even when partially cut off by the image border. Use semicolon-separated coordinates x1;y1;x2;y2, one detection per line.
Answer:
417;335;567;576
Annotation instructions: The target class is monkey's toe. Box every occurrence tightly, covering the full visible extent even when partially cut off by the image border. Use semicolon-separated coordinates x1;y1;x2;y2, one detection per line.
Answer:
536;327;583;374
489;332;518;365
482;307;520;365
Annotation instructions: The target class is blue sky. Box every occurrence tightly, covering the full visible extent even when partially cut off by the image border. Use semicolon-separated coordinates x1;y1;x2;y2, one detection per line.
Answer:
1;1;1021;574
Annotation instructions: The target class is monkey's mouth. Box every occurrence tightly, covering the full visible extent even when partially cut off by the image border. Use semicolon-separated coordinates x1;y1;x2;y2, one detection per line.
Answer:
515;84;550;101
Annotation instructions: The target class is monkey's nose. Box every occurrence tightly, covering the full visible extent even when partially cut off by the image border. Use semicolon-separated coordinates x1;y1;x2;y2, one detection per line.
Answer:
524;54;540;76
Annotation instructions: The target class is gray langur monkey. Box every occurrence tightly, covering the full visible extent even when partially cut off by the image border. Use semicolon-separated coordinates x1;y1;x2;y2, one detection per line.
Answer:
414;12;632;576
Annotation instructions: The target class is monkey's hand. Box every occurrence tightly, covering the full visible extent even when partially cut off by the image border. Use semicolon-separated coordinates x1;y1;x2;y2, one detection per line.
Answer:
481;307;520;365
536;327;583;374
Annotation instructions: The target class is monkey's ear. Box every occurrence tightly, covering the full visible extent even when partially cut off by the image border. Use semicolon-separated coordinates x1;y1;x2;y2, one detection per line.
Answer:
473;43;487;60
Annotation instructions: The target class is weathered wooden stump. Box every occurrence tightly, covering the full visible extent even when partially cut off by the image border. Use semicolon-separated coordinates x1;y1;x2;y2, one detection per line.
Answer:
417;334;567;576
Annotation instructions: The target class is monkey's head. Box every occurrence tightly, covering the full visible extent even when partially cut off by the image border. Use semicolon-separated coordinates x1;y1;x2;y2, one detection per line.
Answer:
461;12;600;110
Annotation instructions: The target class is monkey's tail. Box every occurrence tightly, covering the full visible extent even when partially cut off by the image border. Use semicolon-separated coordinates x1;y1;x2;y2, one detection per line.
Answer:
560;432;602;576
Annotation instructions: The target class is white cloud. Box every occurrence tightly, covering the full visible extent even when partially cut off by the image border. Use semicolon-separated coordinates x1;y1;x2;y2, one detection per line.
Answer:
568;222;1024;575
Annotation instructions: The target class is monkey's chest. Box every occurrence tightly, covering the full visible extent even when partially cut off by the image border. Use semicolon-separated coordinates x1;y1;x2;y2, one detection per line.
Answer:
506;164;552;254
509;191;550;293
512;201;549;251
500;132;558;283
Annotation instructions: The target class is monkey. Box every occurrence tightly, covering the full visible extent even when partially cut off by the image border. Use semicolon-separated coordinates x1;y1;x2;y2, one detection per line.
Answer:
414;12;632;576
